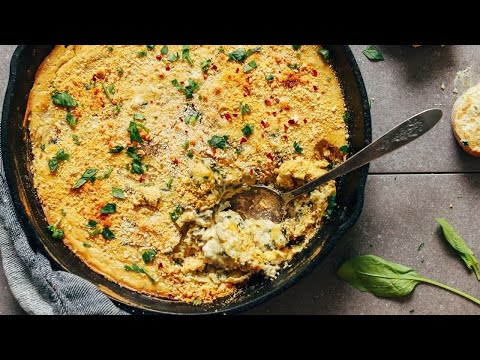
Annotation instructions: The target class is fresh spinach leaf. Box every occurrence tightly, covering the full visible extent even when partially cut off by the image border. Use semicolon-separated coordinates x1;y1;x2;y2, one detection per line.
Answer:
338;255;480;306
437;218;480;280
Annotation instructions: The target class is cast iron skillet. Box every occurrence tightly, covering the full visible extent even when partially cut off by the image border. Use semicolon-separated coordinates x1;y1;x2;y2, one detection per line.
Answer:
1;45;371;314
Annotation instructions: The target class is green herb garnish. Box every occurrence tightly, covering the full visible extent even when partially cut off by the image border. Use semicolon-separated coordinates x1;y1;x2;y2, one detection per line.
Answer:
240;103;251;116
133;113;145;121
362;45;384;61
208;135;228;149
83;243;92;248
343;112;350;123
124;263;156;283
242;124;253;137
52;91;77;108
142;249;157;264
228;47;260;63
201;59;212;72
182;45;193;65
339;145;349;153
138;51;147;57
117;68;124;75
167;52;179;61
48;218;64;240
293;141;303;154
65;112;76;127
72;135;80;145
109;146;124;153
437;218;480;280
87;220;97;228
186;151;194;158
48;149;70;172
171;79;199;99
338;255;480;306
161;45;168;55
418;242;425;252
127;122;144;143
146;45;155;50
101;227;115;240
265;74;274;81
100;203;116;214
170;206;184;221
292;45;301;50
243;60;257;73
114;104;122;114
112;187;125;199
72;168;98;189
101;168;113;179
318;48;330;62
165;177;173;191
323;194;336;220
126;147;143;174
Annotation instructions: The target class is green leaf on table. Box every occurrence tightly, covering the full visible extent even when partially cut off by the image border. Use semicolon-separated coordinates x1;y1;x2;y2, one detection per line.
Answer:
362;45;384;61
338;254;480;306
436;218;480;280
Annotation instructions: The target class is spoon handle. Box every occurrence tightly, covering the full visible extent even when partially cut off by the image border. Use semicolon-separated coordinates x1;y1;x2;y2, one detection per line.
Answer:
287;108;443;199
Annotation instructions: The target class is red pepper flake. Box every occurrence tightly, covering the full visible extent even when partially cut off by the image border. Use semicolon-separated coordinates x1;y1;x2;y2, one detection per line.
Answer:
180;81;185;85
166;66;170;71
236;68;239;73
311;69;318;77
224;113;232;121
274;98;280;103
233;113;238;118
212;147;216;155
172;158;179;166
272;112;277;117
264;99;272;106
179;117;184;122
139;175;145;183
243;86;251;97
250;168;254;175
303;118;308;124
288;119;296;125
240;137;247;145
156;55;162;61
284;124;289;132
92;74;98;82
203;74;208;80
261;120;269;128
158;263;163;269
282;135;289;141
261;133;265;138
212;64;218;70
266;153;274;161
313;85;318;91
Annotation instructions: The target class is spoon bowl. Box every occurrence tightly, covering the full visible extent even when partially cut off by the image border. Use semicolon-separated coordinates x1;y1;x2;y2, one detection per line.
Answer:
230;108;443;222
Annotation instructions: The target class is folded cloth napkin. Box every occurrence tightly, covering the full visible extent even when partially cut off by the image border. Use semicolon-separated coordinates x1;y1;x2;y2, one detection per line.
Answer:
0;48;126;315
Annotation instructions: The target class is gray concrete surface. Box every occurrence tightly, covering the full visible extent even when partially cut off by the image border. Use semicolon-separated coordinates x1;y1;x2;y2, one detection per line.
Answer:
1;45;479;315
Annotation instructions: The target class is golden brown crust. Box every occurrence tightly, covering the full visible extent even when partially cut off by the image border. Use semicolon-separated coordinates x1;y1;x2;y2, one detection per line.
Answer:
27;45;348;303
452;82;480;157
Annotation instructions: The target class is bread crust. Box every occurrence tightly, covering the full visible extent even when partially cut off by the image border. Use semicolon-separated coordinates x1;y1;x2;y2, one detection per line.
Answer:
452;82;480;157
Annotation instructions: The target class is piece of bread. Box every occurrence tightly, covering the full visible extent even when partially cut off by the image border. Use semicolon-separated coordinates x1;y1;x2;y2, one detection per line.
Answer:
452;82;480;157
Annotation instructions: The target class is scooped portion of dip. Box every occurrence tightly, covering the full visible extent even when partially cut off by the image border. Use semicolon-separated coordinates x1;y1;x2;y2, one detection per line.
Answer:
27;45;348;303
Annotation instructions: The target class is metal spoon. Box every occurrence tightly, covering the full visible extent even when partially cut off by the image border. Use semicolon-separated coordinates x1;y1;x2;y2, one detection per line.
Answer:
230;108;443;222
